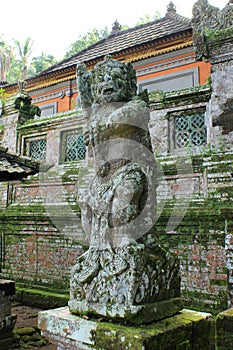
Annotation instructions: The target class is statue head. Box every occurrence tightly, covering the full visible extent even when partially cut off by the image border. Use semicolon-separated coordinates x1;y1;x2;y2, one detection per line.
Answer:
77;56;137;107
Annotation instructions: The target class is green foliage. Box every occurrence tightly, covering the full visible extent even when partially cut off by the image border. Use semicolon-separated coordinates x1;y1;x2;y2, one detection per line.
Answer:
0;87;8;100
6;56;21;83
135;11;161;25
4;49;57;83
14;37;34;80
0;87;8;115
64;27;110;58
28;53;57;75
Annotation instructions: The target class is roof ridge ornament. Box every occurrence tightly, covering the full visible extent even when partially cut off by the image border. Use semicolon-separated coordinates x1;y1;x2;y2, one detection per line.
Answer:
110;20;122;36
167;1;176;13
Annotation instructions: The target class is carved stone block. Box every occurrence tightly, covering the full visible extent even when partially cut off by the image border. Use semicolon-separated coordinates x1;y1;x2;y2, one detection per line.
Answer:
69;244;181;324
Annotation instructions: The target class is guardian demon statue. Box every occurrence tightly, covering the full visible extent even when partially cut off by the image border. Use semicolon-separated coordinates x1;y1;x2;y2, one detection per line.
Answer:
69;56;181;323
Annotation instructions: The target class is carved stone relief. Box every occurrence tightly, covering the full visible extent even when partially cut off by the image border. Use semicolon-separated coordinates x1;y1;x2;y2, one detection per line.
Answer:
192;0;233;60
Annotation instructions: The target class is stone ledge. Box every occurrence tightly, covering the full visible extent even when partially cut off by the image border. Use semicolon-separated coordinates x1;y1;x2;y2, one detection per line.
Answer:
38;307;214;350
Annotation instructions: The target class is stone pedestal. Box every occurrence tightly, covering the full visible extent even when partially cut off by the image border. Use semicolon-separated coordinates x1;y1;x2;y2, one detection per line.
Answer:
38;306;214;350
0;279;19;350
69;244;181;324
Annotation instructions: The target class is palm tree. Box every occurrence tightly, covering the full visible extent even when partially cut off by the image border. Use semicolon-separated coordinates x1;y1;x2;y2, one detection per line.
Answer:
14;37;34;81
0;38;13;82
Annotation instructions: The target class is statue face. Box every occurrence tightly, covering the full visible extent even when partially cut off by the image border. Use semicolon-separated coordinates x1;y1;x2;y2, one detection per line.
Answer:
76;56;137;107
93;66;126;103
91;57;137;104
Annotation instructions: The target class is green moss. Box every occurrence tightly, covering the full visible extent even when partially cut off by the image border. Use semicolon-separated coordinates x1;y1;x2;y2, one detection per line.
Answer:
91;309;213;350
216;309;233;349
16;286;69;309
61;166;80;182
14;327;35;336
149;84;211;108
17;109;82;129
182;289;228;315
205;27;233;42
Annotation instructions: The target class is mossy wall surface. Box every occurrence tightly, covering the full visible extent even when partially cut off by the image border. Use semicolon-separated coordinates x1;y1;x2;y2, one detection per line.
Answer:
155;152;233;313
0;163;85;293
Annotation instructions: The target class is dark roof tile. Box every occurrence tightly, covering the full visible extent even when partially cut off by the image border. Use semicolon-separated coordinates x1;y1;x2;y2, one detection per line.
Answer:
0;146;51;181
38;12;191;76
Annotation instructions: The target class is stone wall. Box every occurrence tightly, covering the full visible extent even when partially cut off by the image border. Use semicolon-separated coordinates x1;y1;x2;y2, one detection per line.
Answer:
0;163;85;292
155;152;232;313
0;110;87;292
148;86;232;312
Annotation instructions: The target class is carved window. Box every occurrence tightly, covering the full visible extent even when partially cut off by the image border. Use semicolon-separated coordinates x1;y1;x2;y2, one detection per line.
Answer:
169;110;206;152
29;139;47;160
61;131;86;163
174;113;206;148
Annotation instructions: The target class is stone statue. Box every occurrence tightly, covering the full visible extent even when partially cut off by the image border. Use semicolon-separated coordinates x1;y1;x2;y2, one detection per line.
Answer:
69;56;180;323
15;82;41;125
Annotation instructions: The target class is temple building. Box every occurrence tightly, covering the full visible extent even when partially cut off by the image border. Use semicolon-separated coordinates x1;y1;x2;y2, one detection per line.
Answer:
0;0;232;321
2;3;210;160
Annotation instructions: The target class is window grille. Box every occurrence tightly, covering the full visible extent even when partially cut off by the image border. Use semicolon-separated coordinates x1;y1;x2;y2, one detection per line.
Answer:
65;133;86;162
174;113;206;149
29;139;47;160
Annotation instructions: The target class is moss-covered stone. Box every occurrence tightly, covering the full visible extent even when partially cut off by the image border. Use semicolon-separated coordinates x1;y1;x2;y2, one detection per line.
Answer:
205;27;233;42
216;308;233;350
16;287;69;309
149;84;211;110
13;326;49;349
38;307;214;350
14;327;35;336
91;308;214;350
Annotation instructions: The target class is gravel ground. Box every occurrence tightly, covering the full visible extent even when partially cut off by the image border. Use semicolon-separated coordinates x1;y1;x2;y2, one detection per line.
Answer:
12;304;56;350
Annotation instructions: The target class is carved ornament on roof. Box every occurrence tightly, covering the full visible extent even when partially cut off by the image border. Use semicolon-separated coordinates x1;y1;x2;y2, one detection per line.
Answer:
110;20;122;36
192;0;233;60
167;1;176;13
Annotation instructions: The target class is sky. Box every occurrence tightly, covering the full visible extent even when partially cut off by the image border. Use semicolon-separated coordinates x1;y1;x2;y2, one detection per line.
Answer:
1;0;227;60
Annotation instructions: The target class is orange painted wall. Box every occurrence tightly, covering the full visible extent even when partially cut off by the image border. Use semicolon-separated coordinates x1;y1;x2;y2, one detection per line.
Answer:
31;80;78;114
137;59;211;86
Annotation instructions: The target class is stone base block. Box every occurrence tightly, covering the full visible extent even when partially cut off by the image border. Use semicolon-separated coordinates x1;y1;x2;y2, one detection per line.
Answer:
69;297;182;325
69;244;181;324
216;308;233;350
38;307;214;350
